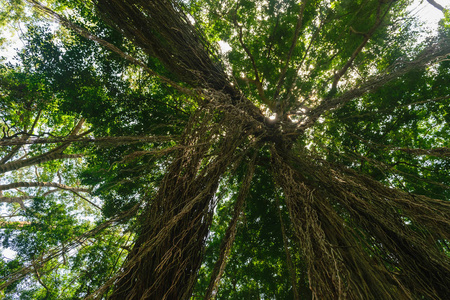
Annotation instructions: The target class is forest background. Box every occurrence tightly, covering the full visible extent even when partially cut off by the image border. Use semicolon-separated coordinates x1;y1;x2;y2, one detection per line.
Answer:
0;0;449;299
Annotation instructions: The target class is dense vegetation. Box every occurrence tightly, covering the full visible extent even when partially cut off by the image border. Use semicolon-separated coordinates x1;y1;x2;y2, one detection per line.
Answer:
0;0;449;299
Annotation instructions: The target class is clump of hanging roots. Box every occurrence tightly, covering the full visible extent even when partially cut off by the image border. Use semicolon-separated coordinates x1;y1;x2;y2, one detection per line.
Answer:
93;0;267;123
271;145;450;299
91;97;264;300
96;0;236;98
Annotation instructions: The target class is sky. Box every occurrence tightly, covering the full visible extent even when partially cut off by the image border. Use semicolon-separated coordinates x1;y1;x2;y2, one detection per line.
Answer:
410;0;446;32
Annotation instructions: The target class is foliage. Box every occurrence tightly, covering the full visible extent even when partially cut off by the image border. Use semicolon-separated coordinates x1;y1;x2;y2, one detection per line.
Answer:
1;0;449;299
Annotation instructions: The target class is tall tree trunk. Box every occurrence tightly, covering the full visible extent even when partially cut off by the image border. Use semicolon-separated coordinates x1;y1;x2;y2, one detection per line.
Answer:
110;107;257;299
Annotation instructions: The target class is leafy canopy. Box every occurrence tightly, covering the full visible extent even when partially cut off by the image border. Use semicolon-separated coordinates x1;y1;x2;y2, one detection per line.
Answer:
0;0;449;299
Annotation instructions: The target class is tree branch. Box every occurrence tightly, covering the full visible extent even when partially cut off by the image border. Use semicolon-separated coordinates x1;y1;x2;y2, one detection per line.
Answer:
33;263;52;298
330;0;394;94
0;182;91;193
0;153;83;174
0;190;60;209
47;118;85;155
0;135;174;146
0;196;26;209
0;111;42;165
395;147;450;157
0;145;23;165
27;0;195;96
300;38;450;130
274;0;308;107
69;190;101;210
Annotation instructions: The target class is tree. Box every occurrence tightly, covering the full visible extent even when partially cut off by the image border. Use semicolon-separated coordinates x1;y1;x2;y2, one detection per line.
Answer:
1;0;449;299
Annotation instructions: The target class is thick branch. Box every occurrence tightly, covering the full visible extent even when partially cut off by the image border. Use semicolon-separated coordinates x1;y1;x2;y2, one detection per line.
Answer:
0;153;83;174
0;182;91;193
0;221;31;227
0;190;61;209
0;145;22;165
0;135;174;146
395;147;450;157
0;196;26;209
426;0;446;12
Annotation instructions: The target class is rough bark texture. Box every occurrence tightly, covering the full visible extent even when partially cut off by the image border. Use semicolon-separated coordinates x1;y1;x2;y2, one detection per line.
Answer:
271;145;450;299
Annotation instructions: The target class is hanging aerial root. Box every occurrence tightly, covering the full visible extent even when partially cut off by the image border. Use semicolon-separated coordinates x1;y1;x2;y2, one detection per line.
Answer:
276;194;301;300
271;146;450;299
85;103;264;300
204;152;258;300
95;0;230;93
